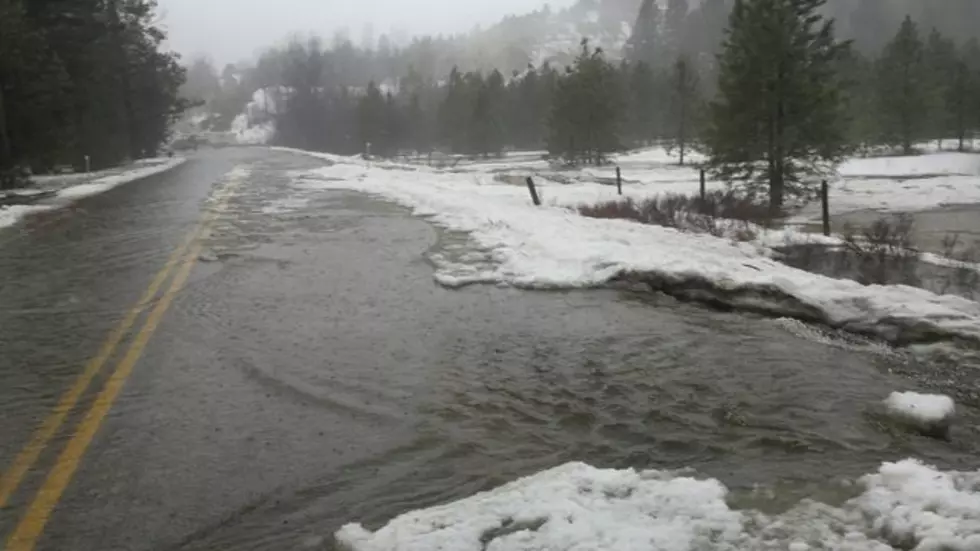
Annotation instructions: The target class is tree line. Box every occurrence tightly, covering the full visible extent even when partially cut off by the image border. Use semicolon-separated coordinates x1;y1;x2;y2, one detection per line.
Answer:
267;37;702;167
0;0;187;186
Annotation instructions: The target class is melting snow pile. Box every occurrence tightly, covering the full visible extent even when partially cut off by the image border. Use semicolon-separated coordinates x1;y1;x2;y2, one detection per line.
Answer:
884;391;956;439
337;460;980;551
56;157;187;201
287;152;980;346
231;87;283;145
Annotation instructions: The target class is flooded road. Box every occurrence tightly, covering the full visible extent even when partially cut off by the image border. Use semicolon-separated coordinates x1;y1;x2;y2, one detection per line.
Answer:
0;148;977;550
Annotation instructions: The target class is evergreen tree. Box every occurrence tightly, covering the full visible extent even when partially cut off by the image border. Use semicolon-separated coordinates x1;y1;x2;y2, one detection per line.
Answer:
0;0;185;177
877;16;927;154
548;41;624;165
666;56;700;165
0;0;73;182
837;48;878;151
357;81;387;156
438;67;469;153
625;61;660;146
704;0;850;215
468;70;507;157
663;0;690;61
956;39;980;151
626;0;664;67
924;28;956;149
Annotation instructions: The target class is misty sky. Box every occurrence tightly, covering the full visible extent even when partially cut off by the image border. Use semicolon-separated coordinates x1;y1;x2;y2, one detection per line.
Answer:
158;0;576;64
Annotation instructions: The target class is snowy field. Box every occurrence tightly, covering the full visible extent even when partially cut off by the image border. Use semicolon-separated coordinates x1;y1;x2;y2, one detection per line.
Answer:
337;458;980;551
449;147;980;219
283;148;980;346
0;157;186;230
795;151;980;220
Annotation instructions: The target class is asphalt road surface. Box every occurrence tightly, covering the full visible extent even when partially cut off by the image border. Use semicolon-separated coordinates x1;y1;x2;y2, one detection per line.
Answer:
1;147;977;551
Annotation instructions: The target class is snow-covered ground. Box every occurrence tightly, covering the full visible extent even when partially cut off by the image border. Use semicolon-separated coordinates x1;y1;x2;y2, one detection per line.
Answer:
338;459;980;551
282;148;980;346
0;157;187;230
457;147;980;219
792;151;980;220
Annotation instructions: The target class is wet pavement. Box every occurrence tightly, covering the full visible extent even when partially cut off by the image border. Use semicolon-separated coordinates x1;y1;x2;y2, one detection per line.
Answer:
1;147;978;551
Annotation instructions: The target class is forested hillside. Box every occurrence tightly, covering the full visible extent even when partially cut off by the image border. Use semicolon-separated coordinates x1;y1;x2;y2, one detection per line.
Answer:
0;0;187;186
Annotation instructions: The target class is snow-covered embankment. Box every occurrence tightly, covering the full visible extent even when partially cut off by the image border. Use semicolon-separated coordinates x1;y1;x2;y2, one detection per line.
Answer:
287;151;980;347
0;157;187;230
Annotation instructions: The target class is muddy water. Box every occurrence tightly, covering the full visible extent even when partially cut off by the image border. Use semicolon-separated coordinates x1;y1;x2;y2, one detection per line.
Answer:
167;153;980;550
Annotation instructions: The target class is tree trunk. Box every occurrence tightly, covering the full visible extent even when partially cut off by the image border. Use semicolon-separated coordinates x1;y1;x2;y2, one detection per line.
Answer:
0;84;12;171
678;92;687;166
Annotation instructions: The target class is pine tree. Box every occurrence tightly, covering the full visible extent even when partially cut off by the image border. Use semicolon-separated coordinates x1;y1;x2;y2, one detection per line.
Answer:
959;38;980;151
357;81;387;156
837;48;878;151
666;56;700;165
704;0;850;215
663;0;690;61
877;16;927;154
548;41;625;165
469;70;506;157
626;61;660;146
626;0;664;67
924;28;956;149
438;67;470;153
0;0;73;182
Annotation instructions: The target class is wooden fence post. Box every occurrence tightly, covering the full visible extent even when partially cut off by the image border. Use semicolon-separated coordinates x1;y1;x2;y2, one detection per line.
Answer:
616;167;622;196
699;168;706;206
526;177;541;206
821;180;830;237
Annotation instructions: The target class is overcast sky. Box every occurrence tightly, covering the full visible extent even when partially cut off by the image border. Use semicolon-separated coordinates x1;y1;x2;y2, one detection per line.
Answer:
158;0;575;65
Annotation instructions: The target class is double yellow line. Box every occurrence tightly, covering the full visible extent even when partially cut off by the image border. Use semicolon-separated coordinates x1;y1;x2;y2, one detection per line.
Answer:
0;167;248;551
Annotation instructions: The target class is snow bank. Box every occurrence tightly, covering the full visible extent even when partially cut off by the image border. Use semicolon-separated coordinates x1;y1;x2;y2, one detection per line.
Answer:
0;204;53;231
337;459;980;551
285;151;980;346
57;157;187;201
884;392;956;439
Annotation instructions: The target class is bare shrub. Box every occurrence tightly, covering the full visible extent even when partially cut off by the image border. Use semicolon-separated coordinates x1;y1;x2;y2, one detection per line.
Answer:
836;215;918;286
936;232;980;299
578;191;771;242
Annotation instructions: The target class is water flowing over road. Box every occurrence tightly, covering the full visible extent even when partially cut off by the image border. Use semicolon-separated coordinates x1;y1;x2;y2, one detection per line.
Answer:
0;147;977;550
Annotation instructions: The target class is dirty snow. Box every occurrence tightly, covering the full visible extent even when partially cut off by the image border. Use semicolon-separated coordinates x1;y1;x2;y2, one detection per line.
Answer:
0;204;53;231
56;157;187;201
337;459;980;551
1;158;186;230
283;150;980;345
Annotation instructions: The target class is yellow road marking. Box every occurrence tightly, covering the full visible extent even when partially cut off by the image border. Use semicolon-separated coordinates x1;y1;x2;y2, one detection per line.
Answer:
0;227;198;509
3;241;207;551
3;172;243;551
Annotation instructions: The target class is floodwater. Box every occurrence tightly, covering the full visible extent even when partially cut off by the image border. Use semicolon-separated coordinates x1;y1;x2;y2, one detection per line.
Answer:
0;148;977;550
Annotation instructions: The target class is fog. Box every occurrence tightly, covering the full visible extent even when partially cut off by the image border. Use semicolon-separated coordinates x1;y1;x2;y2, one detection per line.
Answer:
159;0;577;63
